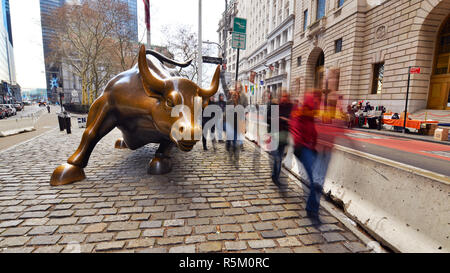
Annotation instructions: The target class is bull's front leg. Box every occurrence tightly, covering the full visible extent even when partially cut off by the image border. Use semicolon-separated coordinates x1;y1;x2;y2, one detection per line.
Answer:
50;95;116;186
148;140;174;175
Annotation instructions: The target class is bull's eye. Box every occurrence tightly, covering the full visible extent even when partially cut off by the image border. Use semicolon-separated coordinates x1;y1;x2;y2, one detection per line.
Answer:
166;91;182;108
166;98;175;108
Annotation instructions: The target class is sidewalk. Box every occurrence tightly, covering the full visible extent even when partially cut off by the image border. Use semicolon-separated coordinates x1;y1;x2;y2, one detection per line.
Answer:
0;106;60;151
0;126;380;253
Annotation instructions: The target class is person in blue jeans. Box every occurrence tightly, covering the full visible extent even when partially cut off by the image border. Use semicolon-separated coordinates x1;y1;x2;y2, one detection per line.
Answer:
225;91;245;161
289;93;320;220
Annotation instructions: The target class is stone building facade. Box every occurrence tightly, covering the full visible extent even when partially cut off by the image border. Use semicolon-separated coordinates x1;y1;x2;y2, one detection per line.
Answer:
218;0;295;104
290;0;450;113
239;0;295;104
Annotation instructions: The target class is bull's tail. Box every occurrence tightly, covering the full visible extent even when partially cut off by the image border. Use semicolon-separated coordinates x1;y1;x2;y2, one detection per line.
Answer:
146;50;192;68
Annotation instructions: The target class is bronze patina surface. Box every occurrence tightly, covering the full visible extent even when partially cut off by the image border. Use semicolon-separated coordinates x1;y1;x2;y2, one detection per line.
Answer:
50;45;220;186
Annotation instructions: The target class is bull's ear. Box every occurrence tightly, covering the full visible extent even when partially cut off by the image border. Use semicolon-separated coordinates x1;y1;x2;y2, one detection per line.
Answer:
138;45;165;98
198;65;220;98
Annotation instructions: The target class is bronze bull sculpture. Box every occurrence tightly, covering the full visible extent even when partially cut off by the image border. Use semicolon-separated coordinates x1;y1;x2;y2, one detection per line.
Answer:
50;45;220;186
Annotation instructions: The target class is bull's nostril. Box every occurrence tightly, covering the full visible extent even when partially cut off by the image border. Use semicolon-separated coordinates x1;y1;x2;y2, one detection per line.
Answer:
180;126;185;133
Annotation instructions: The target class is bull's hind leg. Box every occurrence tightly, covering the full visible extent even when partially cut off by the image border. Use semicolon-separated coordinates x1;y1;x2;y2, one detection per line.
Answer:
50;95;116;186
148;140;174;175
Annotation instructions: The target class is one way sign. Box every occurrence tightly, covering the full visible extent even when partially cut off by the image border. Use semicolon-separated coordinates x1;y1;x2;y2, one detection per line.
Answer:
202;56;223;64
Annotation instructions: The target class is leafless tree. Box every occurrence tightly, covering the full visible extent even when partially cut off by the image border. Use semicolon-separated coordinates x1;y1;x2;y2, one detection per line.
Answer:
162;24;212;83
48;0;139;105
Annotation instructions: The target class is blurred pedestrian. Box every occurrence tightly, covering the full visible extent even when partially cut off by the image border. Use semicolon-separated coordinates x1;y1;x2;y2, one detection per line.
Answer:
202;96;216;151
226;90;245;160
347;101;357;128
47;105;50;113
271;91;293;187
235;81;248;151
235;81;248;108
289;93;319;219
217;93;226;143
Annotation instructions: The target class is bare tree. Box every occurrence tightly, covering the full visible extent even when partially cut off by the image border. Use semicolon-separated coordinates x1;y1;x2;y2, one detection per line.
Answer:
48;0;139;105
109;2;142;71
162;25;212;83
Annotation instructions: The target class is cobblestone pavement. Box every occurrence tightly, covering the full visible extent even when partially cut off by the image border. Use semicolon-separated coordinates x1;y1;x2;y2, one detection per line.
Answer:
0;127;374;253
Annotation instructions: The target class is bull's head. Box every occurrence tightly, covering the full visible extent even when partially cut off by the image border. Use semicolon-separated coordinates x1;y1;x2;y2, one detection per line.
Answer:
138;45;220;151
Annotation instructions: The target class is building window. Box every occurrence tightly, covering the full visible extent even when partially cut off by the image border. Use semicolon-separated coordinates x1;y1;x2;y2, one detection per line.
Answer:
317;0;326;20
335;38;342;53
303;9;308;32
338;0;345;8
297;56;302;67
372;62;384;94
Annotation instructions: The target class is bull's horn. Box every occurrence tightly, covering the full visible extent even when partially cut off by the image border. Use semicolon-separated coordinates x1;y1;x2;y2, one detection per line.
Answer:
138;45;166;96
198;65;220;98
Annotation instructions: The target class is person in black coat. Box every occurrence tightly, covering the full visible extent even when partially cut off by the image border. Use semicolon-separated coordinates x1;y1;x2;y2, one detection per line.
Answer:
217;94;226;142
202;96;217;150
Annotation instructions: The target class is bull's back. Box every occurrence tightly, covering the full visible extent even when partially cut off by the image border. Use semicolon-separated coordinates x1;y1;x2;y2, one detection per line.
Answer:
102;67;164;147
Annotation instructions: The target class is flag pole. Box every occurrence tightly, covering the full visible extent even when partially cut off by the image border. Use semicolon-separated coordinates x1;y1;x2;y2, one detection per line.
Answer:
147;0;151;47
198;0;202;87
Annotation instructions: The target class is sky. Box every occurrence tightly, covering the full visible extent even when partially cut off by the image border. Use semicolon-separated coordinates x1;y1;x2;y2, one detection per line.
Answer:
137;0;225;87
10;0;47;90
8;0;224;90
137;0;223;48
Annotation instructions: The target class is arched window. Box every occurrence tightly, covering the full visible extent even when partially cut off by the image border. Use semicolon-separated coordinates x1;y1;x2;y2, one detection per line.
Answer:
434;18;450;75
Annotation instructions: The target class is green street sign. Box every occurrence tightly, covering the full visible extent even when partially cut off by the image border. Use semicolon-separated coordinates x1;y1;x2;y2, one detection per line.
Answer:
232;32;246;50
233;17;247;34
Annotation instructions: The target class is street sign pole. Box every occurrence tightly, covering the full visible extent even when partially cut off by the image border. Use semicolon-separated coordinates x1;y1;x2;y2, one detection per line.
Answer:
403;66;411;134
235;49;240;87
232;17;246;92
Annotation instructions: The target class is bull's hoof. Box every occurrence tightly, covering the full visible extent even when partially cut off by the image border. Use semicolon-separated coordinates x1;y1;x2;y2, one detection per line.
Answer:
114;138;128;149
50;163;86;186
148;156;172;175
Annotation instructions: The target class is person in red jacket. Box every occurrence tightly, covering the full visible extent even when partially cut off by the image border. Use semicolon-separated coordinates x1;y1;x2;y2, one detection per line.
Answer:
289;92;320;219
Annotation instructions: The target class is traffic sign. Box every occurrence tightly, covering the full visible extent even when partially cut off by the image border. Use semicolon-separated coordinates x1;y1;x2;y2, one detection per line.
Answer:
233;17;247;34
232;32;246;50
410;67;421;74
202;56;223;64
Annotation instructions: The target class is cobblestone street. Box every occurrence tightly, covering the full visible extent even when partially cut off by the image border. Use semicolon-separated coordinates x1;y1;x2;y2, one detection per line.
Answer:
0;127;374;253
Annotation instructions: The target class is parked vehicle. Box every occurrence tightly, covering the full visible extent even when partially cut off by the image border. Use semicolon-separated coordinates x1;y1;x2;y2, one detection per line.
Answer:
0;105;7;119
0;104;16;116
0;105;11;117
39;102;47;107
8;104;17;115
14;103;23;111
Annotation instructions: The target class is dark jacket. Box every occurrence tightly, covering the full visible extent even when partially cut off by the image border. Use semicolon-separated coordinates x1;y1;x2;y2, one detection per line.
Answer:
279;101;293;132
